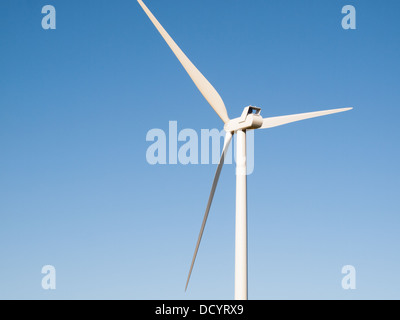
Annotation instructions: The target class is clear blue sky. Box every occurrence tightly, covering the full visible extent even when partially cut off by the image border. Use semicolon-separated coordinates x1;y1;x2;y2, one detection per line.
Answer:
0;0;399;300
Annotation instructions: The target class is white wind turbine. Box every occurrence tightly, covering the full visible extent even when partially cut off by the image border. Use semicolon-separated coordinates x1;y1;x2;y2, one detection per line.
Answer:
138;0;352;300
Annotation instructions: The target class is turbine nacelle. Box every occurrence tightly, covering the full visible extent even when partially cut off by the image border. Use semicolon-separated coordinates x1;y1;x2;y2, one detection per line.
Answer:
224;106;263;132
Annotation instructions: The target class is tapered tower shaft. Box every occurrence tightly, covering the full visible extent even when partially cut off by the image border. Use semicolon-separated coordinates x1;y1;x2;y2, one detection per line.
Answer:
235;130;248;300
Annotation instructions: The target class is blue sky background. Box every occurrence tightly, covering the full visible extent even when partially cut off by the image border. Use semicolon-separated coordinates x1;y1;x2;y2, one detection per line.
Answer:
0;0;399;300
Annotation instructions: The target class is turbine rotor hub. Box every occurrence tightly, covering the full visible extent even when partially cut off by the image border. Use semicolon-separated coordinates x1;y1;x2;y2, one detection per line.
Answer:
224;106;263;132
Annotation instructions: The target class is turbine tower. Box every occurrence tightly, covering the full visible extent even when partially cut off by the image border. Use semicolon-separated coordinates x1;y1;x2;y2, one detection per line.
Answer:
138;0;352;300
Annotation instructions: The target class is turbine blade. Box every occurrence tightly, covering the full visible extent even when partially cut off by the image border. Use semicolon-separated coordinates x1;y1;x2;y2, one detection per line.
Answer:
261;107;353;129
185;132;233;291
137;0;230;124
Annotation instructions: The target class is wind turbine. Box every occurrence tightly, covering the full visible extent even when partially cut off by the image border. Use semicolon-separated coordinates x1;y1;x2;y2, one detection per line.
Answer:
138;0;352;300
